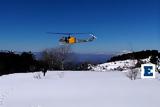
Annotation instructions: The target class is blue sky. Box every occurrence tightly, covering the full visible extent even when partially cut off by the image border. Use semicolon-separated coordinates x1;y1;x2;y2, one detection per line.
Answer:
0;0;159;53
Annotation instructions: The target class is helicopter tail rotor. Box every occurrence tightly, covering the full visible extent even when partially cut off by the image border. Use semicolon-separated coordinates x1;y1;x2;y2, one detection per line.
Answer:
89;34;97;39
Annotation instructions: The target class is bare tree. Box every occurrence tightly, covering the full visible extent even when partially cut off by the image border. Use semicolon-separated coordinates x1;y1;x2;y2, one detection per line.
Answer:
126;67;139;80
53;45;72;70
42;45;72;70
126;46;139;80
42;48;55;70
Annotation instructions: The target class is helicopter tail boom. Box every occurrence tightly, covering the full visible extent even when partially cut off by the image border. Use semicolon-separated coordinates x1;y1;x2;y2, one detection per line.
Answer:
76;35;96;43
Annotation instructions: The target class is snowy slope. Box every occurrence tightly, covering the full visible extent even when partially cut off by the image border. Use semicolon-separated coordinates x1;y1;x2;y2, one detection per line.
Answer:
89;58;151;71
89;60;137;71
0;71;160;107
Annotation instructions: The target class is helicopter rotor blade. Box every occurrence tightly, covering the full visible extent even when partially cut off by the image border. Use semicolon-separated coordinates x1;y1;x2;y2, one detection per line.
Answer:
47;32;94;36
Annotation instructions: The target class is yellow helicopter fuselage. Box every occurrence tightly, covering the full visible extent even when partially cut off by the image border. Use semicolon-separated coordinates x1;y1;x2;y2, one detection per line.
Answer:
68;36;76;44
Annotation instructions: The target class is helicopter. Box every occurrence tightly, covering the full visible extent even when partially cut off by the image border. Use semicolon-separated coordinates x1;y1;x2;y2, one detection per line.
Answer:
47;32;96;45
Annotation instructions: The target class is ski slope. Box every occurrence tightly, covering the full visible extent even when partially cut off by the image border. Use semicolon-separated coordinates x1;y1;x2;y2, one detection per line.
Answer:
0;71;160;107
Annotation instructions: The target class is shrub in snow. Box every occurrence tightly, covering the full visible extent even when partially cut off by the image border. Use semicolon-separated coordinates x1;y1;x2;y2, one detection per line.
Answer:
150;56;158;65
0;91;8;105
57;71;65;78
88;64;92;70
33;72;42;79
102;66;105;70
126;68;139;80
135;60;144;68
0;95;3;105
116;66;123;71
31;105;42;107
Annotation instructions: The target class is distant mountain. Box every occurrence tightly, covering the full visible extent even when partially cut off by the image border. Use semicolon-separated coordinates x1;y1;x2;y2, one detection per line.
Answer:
33;52;113;64
115;50;132;55
73;53;113;64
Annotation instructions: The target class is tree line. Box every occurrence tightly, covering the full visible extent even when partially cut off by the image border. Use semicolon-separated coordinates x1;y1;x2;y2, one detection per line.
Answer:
0;51;46;76
0;46;90;76
108;50;159;65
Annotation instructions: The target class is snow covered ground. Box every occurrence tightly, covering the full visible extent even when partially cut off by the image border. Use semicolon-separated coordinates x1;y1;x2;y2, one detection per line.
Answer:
0;71;160;107
89;58;151;71
89;60;138;71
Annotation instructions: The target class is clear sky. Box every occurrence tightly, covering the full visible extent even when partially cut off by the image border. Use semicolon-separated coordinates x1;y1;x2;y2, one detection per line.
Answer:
0;0;159;53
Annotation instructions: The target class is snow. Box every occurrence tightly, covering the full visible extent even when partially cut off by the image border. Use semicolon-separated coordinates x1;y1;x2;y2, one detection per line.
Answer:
0;71;160;107
89;60;138;71
89;57;153;71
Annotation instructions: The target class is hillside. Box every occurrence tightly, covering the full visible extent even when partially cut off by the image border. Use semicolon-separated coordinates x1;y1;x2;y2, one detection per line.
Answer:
89;59;138;71
108;50;159;62
89;57;160;72
89;50;160;72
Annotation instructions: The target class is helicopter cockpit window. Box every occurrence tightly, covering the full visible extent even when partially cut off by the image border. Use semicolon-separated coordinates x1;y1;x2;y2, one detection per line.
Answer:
65;37;68;43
